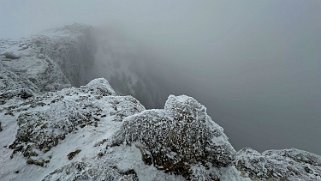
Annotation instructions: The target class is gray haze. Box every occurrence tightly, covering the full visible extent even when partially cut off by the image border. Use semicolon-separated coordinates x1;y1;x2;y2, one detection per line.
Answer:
1;0;321;154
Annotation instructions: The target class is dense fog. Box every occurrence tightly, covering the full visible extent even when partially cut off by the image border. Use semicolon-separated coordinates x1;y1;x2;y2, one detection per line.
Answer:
1;0;321;154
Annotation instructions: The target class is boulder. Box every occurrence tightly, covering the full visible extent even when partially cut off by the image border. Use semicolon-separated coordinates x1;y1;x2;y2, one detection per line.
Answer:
2;52;20;59
113;95;236;178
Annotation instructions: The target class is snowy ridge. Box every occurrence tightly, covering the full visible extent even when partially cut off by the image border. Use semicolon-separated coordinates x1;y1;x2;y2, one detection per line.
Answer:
1;24;321;181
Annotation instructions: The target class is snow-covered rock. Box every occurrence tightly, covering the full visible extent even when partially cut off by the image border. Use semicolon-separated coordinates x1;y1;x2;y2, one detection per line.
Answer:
234;148;321;180
0;24;96;94
0;24;321;181
2;52;21;60
0;62;38;95
112;95;236;179
42;161;139;181
7;78;144;167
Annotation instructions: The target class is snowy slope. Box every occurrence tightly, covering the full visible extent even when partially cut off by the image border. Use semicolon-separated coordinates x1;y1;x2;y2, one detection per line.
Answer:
0;24;321;181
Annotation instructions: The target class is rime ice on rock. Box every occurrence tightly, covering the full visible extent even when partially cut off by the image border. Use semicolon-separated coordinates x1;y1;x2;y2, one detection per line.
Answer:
1;24;321;181
82;78;116;96
8;78;145;166
234;148;321;180
113;95;236;179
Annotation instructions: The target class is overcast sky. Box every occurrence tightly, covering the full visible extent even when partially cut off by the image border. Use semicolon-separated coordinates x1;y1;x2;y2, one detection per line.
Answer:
1;0;321;154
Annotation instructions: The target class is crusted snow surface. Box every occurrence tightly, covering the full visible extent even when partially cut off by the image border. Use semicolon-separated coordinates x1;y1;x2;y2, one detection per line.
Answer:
42;161;139;181
0;78;184;181
0;78;145;180
2;77;320;181
8;78;141;164
1;24;321;181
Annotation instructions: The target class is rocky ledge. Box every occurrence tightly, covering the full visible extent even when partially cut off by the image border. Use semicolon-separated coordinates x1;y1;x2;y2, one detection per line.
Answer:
0;24;320;181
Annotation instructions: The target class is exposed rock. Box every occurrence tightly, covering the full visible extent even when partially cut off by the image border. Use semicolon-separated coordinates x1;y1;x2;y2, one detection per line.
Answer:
42;162;138;181
0;24;96;93
0;62;38;94
26;158;50;167
112;95;236;179
8;78;144;166
0;88;34;100
67;149;81;160
0;24;320;181
234;148;321;180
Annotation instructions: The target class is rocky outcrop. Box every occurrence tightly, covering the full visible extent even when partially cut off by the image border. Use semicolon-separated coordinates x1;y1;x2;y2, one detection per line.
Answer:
7;78;144;166
234;148;321;180
0;24;320;181
0;62;38;95
112;95;235;179
2;75;319;180
0;24;96;95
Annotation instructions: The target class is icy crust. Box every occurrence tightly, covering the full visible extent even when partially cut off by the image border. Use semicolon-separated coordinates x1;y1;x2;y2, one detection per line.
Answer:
42;144;186;181
112;95;236;179
1;24;321;180
234;148;321;180
7;78;145;166
1;79;321;180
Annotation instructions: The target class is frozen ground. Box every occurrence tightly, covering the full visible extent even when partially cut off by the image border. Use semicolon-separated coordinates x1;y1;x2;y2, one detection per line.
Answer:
0;24;320;180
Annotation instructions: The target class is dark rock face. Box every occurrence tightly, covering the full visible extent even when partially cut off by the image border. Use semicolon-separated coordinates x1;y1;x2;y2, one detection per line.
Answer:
234;148;321;180
113;95;236;178
42;162;138;181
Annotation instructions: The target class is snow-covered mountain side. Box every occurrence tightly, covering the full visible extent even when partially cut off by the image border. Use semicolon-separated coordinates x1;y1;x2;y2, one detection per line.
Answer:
0;24;321;180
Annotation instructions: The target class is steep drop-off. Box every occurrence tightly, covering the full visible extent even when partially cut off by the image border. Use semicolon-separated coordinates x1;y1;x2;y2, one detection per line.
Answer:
0;24;320;180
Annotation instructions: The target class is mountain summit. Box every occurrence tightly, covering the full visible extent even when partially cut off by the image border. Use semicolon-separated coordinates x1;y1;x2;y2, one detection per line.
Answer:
1;24;320;181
